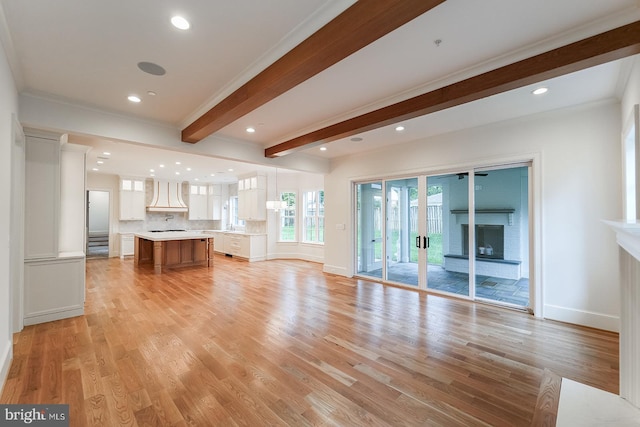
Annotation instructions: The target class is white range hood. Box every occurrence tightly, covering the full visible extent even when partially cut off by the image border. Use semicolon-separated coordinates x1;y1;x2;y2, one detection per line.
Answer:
147;180;188;212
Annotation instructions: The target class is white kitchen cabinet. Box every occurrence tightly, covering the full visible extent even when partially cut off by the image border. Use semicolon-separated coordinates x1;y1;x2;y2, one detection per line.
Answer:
209;184;222;220
25;133;60;259
188;184;209;220
119;178;145;220
23;128;87;326
218;232;266;261
238;173;266;221
120;233;134;258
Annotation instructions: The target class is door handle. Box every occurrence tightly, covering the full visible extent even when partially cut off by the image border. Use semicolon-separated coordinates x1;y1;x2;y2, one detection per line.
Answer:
424;236;428;249
416;236;420;248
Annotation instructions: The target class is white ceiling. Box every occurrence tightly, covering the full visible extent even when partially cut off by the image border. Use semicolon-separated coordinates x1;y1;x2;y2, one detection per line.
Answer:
1;0;639;182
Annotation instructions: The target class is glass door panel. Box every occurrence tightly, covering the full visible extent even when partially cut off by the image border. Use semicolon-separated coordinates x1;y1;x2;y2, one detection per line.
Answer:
385;178;419;286
426;173;470;297
473;166;530;308
356;182;383;279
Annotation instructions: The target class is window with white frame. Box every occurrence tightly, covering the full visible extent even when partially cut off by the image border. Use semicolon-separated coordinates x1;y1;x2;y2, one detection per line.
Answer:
279;192;296;241
303;190;324;243
229;196;244;228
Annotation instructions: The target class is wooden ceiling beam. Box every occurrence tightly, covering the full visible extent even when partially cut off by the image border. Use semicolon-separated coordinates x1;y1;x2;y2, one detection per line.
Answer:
181;0;446;144
265;20;640;158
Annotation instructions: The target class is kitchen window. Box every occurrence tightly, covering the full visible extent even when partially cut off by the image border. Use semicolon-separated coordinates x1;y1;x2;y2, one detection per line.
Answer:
229;196;244;228
279;192;296;241
303;190;324;244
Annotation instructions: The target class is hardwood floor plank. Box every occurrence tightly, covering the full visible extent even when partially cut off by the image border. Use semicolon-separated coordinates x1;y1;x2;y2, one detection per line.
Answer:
1;256;619;425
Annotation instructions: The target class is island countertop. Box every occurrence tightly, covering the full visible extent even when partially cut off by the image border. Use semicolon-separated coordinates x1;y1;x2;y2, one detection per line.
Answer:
134;231;211;241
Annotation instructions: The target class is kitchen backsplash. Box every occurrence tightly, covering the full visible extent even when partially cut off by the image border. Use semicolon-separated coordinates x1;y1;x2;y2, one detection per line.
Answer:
119;212;220;232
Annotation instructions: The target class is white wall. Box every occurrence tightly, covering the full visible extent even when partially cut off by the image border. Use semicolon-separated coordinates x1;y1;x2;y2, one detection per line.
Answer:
0;21;19;394
324;101;621;332
622;56;640;125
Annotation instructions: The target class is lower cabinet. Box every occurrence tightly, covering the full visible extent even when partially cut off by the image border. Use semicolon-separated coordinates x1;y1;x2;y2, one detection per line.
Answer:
120;233;134;258
24;254;85;326
214;233;266;262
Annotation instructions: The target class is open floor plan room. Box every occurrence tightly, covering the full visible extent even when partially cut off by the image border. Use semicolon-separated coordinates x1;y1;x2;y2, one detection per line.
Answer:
1;256;618;426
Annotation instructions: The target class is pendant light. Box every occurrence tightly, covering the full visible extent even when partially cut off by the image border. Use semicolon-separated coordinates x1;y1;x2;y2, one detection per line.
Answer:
266;168;287;211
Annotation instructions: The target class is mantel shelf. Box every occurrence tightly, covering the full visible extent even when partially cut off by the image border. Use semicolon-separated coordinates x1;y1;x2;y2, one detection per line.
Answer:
450;208;515;214
451;208;515;225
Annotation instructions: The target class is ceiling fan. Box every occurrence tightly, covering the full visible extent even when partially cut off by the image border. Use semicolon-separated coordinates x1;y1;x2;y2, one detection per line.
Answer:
457;172;489;180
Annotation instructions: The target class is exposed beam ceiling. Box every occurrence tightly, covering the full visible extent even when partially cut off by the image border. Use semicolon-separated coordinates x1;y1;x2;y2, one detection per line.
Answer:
181;0;445;144
266;20;640;158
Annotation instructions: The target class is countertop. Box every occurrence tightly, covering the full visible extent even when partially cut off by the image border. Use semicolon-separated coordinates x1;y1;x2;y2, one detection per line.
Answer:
134;231;214;241
133;230;266;241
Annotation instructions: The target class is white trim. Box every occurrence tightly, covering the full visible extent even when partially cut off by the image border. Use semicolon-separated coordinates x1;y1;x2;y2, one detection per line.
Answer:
544;304;619;333
323;264;349;276
0;339;12;393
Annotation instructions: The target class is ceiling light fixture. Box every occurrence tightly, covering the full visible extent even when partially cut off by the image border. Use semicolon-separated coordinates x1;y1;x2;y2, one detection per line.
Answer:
103;152;111;156
171;16;190;30
246;127;256;133
175;172;180;175
150;169;154;172
350;137;363;143
175;161;181;165
92;168;99;171
228;168;234;172
186;167;192;171
128;95;141;103
97;160;104;165
266;168;287;211
159;164;165;168
395;125;405;132
320;147;327;151
147;90;157;96
532;87;548;95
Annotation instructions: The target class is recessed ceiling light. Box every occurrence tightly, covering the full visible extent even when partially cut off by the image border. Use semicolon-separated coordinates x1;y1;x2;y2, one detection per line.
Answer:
147;90;157;96
92;168;99;171
228;168;234;172
210;173;215;177
175;172;180;175
175;161;181;165
246;127;256;133
350;137;363;143
150;169;155;172
150;173;155;177
194;178;199;181
171;16;190;30
128;95;141;103
97;160;104;165
103;152;111;156
395;126;405;132
320;147;327;151
159;164;165;168
532;87;548;95
186;167;192;171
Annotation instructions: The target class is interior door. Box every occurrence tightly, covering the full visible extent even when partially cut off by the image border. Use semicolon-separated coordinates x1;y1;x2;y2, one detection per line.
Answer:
356;182;383;280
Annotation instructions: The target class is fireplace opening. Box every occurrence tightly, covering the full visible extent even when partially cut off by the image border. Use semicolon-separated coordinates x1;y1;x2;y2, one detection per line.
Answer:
463;224;504;259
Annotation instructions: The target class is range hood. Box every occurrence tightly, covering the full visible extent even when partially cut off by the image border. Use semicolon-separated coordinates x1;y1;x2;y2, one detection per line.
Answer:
147;180;188;212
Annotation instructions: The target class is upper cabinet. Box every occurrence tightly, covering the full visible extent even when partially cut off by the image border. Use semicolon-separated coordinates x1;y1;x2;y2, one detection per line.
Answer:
189;184;223;221
238;173;266;221
119;177;146;220
188;184;208;220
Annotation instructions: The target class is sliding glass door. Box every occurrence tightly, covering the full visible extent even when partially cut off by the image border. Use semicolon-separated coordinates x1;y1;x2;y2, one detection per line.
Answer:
356;182;383;279
426;173;470;297
385;178;419;286
354;164;531;310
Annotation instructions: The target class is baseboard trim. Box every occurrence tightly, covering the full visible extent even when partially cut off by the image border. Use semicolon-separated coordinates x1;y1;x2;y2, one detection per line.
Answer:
0;339;12;395
544;304;619;332
23;307;84;326
267;252;324;264
323;264;349;276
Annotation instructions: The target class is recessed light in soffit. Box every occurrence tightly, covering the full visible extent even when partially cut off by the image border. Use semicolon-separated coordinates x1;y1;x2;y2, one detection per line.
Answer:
137;62;166;76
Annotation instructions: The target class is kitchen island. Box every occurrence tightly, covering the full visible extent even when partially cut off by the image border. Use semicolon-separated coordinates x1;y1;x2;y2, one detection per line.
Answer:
134;231;214;273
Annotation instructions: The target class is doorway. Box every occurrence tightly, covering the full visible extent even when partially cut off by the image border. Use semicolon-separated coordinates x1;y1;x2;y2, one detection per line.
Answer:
355;163;531;309
87;190;110;258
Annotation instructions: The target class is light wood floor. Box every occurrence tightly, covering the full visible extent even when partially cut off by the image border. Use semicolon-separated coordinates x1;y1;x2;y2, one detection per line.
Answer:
1;256;618;426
